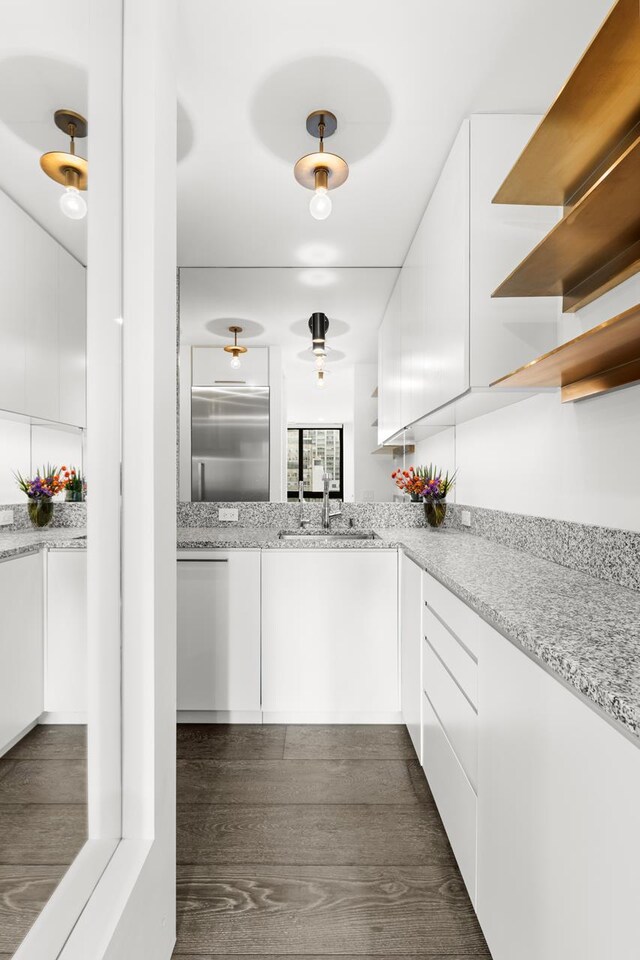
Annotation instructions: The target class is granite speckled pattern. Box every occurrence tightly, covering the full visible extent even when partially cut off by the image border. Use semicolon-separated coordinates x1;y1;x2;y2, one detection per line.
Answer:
177;527;400;551
377;528;640;742
177;500;428;529
0;528;87;561
0;502;87;531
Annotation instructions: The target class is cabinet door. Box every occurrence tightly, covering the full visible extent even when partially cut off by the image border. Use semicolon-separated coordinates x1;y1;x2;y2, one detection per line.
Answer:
0;191;27;414
400;552;422;759
58;251;87;427
262;550;399;720
24;217;60;422
0;553;44;753
177;551;261;712
477;622;640;960
46;550;87;716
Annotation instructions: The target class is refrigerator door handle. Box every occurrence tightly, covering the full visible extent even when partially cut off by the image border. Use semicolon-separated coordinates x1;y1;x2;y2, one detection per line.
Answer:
197;461;205;501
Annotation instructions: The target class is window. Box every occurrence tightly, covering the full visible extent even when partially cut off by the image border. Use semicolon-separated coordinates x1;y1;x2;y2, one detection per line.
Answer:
287;427;344;498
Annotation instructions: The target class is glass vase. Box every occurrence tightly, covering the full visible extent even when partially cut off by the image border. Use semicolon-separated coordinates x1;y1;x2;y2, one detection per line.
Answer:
28;498;54;528
424;500;447;528
65;489;84;502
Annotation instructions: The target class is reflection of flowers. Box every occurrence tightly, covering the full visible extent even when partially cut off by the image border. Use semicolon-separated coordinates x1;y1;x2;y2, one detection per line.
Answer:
391;467;426;497
15;465;64;500
61;465;86;499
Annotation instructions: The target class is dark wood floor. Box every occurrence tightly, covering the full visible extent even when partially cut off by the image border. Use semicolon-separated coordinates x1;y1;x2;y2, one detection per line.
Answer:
0;725;87;956
175;724;491;958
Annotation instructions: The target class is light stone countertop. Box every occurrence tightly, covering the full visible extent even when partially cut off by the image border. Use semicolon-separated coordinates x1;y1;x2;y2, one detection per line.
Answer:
3;523;640;744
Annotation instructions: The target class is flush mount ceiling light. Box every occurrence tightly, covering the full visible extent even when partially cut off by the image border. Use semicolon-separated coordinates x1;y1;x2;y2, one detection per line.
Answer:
223;325;247;369
40;110;88;220
309;312;330;355
294;111;349;220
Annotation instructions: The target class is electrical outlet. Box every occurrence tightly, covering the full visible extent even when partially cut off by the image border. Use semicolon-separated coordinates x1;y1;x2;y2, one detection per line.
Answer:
461;509;471;528
0;510;14;527
218;508;239;522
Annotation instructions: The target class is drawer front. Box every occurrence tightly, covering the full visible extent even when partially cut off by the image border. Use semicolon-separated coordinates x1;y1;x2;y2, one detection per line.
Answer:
422;690;477;904
423;572;480;658
423;638;478;790
424;606;477;707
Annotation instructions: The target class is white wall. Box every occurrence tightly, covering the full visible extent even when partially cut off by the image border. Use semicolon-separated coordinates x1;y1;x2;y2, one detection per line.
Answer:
414;274;640;533
353;364;394;502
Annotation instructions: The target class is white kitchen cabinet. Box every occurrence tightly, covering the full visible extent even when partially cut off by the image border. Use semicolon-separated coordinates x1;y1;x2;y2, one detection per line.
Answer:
377;115;558;443
0;552;44;754
477;621;640;960
45;550;87;720
191;345;269;386
0;186;86;426
177;550;261;718
262;550;399;722
400;552;422;759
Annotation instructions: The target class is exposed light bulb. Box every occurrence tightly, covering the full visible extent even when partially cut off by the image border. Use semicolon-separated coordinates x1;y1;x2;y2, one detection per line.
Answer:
230;354;241;370
59;186;87;220
315;354;325;370
309;187;332;221
316;371;325;389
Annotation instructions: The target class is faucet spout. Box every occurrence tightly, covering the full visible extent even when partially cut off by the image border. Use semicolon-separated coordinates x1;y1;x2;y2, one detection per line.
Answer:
322;474;342;530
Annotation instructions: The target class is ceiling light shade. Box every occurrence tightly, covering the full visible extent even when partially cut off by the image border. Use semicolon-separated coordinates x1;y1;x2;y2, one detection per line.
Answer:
309;312;329;355
40;110;88;220
294;111;348;220
223;325;247;368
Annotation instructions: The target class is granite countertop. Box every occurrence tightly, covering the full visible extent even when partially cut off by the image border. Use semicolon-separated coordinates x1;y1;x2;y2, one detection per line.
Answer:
0;528;87;560
176;526;401;550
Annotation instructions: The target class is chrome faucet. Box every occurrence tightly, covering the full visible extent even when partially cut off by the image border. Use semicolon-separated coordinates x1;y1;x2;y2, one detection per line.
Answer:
321;474;342;530
298;480;310;529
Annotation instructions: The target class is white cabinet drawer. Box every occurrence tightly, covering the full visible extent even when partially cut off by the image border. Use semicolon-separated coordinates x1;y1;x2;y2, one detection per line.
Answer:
423;637;478;790
424;571;480;657
422;690;477;903
424;606;477;707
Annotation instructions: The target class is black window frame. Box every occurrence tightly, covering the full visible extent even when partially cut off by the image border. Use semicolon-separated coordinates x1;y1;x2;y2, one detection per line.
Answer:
287;426;344;499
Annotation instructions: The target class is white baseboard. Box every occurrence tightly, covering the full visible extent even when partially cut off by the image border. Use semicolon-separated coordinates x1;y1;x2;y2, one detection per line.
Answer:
177;710;263;724
263;711;404;724
40;711;88;725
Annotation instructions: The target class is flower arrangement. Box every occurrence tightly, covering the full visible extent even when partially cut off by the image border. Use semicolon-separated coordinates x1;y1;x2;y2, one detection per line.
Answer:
391;466;428;499
61;465;86;502
14;464;65;528
420;464;456;502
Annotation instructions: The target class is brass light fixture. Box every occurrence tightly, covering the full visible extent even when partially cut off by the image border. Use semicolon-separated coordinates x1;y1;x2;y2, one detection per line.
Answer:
294;111;349;220
40;110;88;220
223;325;247;370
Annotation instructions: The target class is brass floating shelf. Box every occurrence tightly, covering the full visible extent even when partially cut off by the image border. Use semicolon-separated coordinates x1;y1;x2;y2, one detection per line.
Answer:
494;0;640;206
491;303;640;402
493;133;640;312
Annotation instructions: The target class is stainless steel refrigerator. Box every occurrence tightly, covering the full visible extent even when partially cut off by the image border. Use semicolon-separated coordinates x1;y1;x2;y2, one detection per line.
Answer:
191;385;270;501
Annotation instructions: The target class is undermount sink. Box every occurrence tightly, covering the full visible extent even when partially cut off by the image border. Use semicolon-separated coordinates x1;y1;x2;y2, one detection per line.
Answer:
278;530;378;541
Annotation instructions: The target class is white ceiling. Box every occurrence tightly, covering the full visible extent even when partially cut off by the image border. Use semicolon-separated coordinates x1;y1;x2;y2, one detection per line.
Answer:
177;0;612;268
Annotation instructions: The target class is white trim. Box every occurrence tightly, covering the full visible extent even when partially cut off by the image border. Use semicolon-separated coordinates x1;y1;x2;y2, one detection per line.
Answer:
12;840;118;960
178;710;263;724
39;712;88;725
262;711;403;724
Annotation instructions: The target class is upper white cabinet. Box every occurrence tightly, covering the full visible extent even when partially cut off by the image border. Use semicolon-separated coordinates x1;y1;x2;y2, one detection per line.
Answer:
192;345;269;386
262;550;399;722
0;188;86;427
378;115;559;443
177;550;262;716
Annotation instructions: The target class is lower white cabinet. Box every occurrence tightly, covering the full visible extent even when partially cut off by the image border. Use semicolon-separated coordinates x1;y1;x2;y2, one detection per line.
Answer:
0;552;44;754
45;550;87;718
400;552;422;759
477;622;640;960
261;550;399;721
177;550;261;715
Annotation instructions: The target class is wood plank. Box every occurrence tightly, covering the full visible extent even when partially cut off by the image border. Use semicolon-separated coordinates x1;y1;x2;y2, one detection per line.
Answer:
0;760;87;804
177;760;419;805
0;865;67;954
177;724;286;760
0;804;86;864
491;302;640;400
173;955;488;959
3;724;86;761
494;0;640;205
175;865;490;956
283;725;416;760
177;803;453;866
407;759;437;806
493;134;640;303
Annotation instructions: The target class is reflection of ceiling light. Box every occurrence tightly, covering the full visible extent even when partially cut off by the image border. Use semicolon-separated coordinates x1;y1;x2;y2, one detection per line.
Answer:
296;243;339;266
315;354;325;370
309;312;329;356
294;111;349;221
298;268;337;288
316;370;326;389
223;325;247;369
40;110;88;220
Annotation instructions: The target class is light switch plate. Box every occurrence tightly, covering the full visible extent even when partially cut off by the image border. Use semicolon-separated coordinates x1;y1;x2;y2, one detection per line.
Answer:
0;509;14;526
218;508;239;522
461;509;471;527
